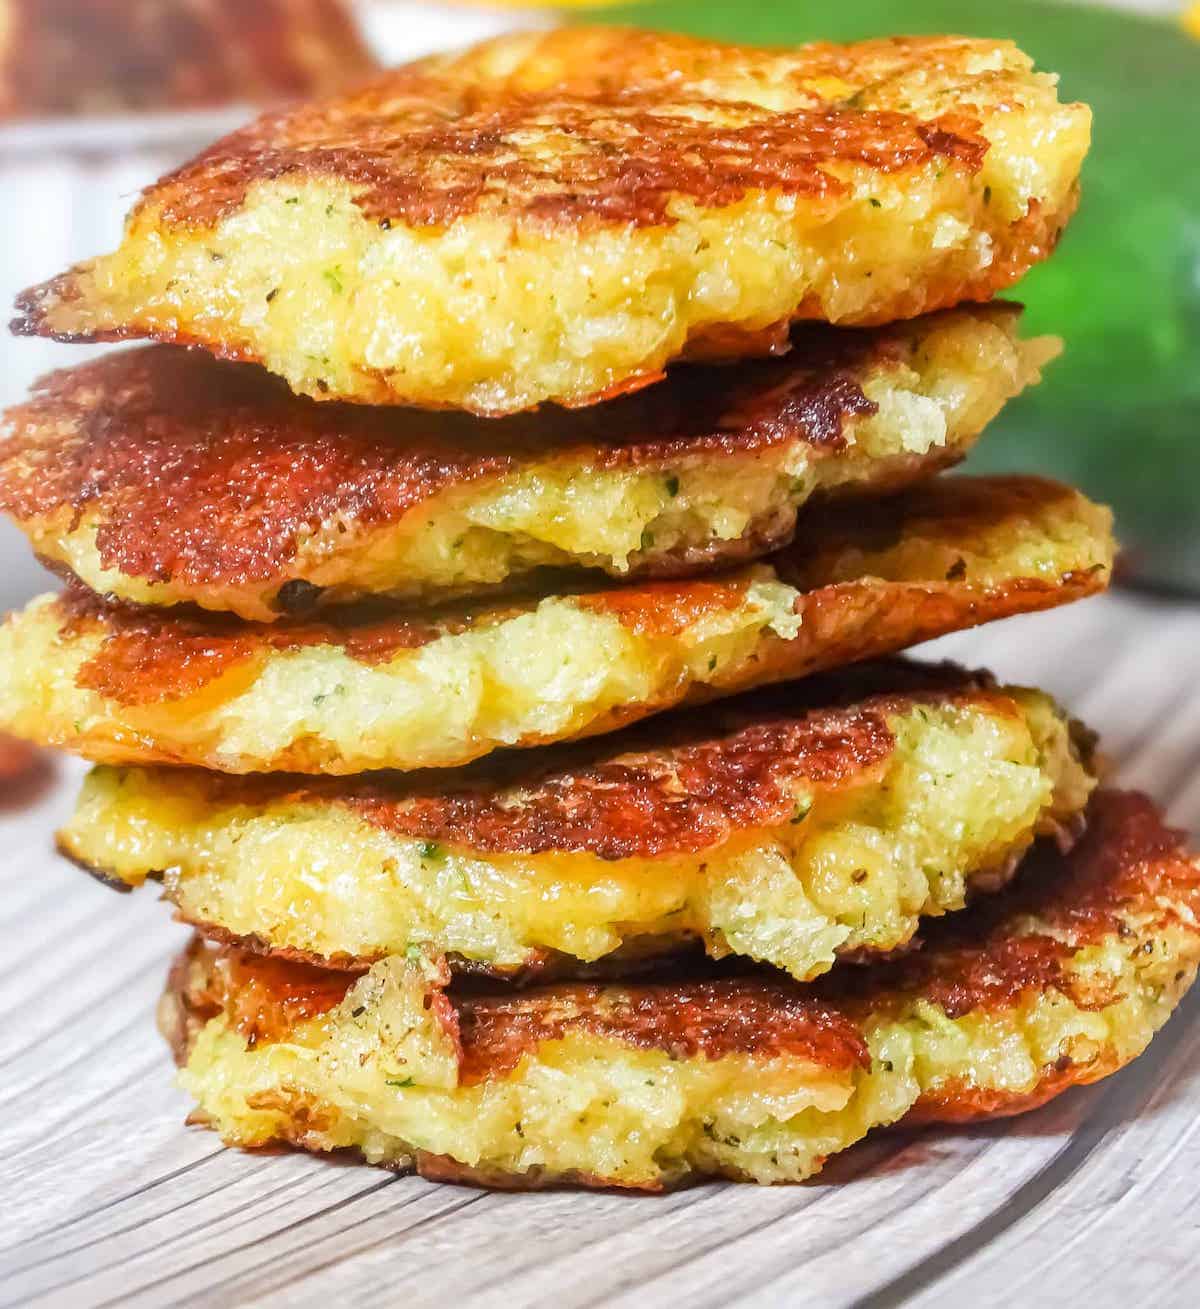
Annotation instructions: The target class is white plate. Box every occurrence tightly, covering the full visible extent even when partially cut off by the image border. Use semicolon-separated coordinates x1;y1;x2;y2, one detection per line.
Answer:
0;589;1197;1308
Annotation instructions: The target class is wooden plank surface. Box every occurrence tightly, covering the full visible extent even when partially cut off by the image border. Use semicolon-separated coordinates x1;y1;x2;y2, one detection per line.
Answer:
1;589;1198;1308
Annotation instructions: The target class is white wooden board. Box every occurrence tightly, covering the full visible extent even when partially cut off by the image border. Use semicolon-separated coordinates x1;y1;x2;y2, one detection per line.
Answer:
0;589;1198;1307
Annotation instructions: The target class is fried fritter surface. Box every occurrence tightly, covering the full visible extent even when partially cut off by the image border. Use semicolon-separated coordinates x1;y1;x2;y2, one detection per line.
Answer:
63;663;1097;981
0;0;377;120
0;305;1049;619
1;476;1113;774
162;791;1200;1190
12;29;1090;413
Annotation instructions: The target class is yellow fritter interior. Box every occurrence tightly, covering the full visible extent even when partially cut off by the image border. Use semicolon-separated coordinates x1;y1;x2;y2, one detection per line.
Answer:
63;689;1095;979
0;477;1114;775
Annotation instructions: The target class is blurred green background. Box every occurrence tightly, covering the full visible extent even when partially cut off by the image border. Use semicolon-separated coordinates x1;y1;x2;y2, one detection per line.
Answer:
589;0;1200;591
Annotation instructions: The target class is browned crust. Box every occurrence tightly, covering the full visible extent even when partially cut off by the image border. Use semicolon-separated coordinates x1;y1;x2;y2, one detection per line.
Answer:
172;936;870;1077
166;790;1200;1145
104;661;1010;861
0;317;918;599
455;979;871;1084
0;0;377;121
14;31;998;233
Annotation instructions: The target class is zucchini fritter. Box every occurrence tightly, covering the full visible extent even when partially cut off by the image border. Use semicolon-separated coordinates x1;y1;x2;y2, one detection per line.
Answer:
11;29;1090;413
161;791;1200;1190
62;663;1097;981
0;0;377;120
0;305;1050;619
0;476;1113;774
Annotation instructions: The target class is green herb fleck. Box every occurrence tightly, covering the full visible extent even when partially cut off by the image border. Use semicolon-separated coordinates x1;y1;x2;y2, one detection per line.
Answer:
665;475;680;498
285;196;300;206
707;655;718;673
868;197;882;209
405;944;424;963
386;1077;415;1088
417;840;442;860
790;797;813;825
641;528;655;550
323;267;344;295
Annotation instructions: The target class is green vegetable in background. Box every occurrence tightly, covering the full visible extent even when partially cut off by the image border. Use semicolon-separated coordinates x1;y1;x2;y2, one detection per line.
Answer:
588;1;1200;589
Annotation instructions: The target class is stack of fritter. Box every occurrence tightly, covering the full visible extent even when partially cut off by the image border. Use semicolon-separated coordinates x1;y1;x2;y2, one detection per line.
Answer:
2;29;1197;1192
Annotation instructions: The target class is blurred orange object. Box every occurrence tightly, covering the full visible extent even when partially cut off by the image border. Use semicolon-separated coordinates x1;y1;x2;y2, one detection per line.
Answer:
0;733;35;780
0;0;379;120
1185;3;1200;39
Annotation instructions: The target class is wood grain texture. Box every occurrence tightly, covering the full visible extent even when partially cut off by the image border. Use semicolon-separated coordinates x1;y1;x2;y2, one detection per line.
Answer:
0;590;1197;1308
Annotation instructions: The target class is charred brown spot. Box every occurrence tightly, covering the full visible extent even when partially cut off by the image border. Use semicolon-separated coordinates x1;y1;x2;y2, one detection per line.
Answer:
274;580;324;615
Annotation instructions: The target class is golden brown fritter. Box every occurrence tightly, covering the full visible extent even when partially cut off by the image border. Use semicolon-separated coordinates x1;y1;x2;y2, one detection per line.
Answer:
0;0;377;120
0;305;1050;619
12;29;1090;413
61;662;1097;981
163;791;1200;1190
0;476;1113;774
